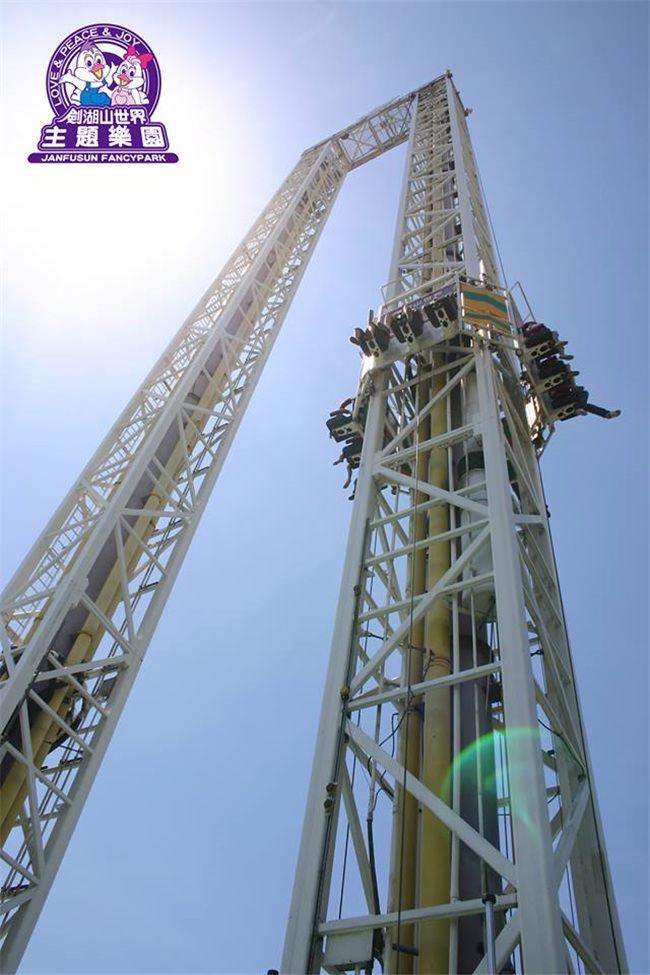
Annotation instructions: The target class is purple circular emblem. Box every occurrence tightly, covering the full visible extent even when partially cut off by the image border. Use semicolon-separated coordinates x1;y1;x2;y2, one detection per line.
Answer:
46;24;161;120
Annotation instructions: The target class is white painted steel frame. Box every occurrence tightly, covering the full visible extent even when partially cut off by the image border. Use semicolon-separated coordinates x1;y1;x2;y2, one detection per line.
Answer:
282;74;627;974
0;81;427;968
0;73;626;975
0;141;349;969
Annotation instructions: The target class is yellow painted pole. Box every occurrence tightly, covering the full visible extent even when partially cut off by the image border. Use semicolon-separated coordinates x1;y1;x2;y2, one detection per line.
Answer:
419;364;452;974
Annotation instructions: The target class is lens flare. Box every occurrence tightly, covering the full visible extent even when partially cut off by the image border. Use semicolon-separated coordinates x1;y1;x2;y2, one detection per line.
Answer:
443;726;548;837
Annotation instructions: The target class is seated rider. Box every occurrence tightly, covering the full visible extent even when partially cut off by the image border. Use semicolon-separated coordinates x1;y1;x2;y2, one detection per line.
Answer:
550;384;621;420
524;326;556;349
330;397;354;417
533;357;579;384
521;321;544;337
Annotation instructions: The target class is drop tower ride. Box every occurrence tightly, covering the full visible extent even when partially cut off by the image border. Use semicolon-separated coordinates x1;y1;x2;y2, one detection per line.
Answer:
1;73;626;975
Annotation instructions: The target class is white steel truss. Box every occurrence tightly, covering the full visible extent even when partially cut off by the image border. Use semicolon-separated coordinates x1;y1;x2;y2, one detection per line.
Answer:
282;76;627;975
0;74;626;975
0;78;421;972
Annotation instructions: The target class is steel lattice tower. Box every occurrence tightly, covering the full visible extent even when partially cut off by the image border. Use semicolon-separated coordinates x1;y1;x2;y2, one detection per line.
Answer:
0;74;626;975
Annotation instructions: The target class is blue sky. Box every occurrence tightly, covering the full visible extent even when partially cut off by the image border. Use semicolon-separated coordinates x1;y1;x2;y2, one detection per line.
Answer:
1;1;648;973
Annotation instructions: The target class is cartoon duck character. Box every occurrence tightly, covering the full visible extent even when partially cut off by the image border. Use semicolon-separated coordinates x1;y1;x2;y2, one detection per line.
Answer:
110;46;153;107
61;41;115;107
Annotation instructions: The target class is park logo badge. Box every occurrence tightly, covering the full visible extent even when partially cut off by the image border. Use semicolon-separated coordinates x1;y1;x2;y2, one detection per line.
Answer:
28;23;178;163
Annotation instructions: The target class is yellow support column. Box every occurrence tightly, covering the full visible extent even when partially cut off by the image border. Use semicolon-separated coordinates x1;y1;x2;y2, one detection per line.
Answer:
419;363;452;974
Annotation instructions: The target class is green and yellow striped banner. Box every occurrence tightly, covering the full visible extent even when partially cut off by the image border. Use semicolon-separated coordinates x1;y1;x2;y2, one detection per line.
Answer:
461;284;512;332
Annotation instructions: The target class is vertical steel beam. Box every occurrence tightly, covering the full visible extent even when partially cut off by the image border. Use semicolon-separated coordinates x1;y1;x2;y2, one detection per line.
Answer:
281;377;388;975
384;94;423;975
475;350;566;973
446;73;480;281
